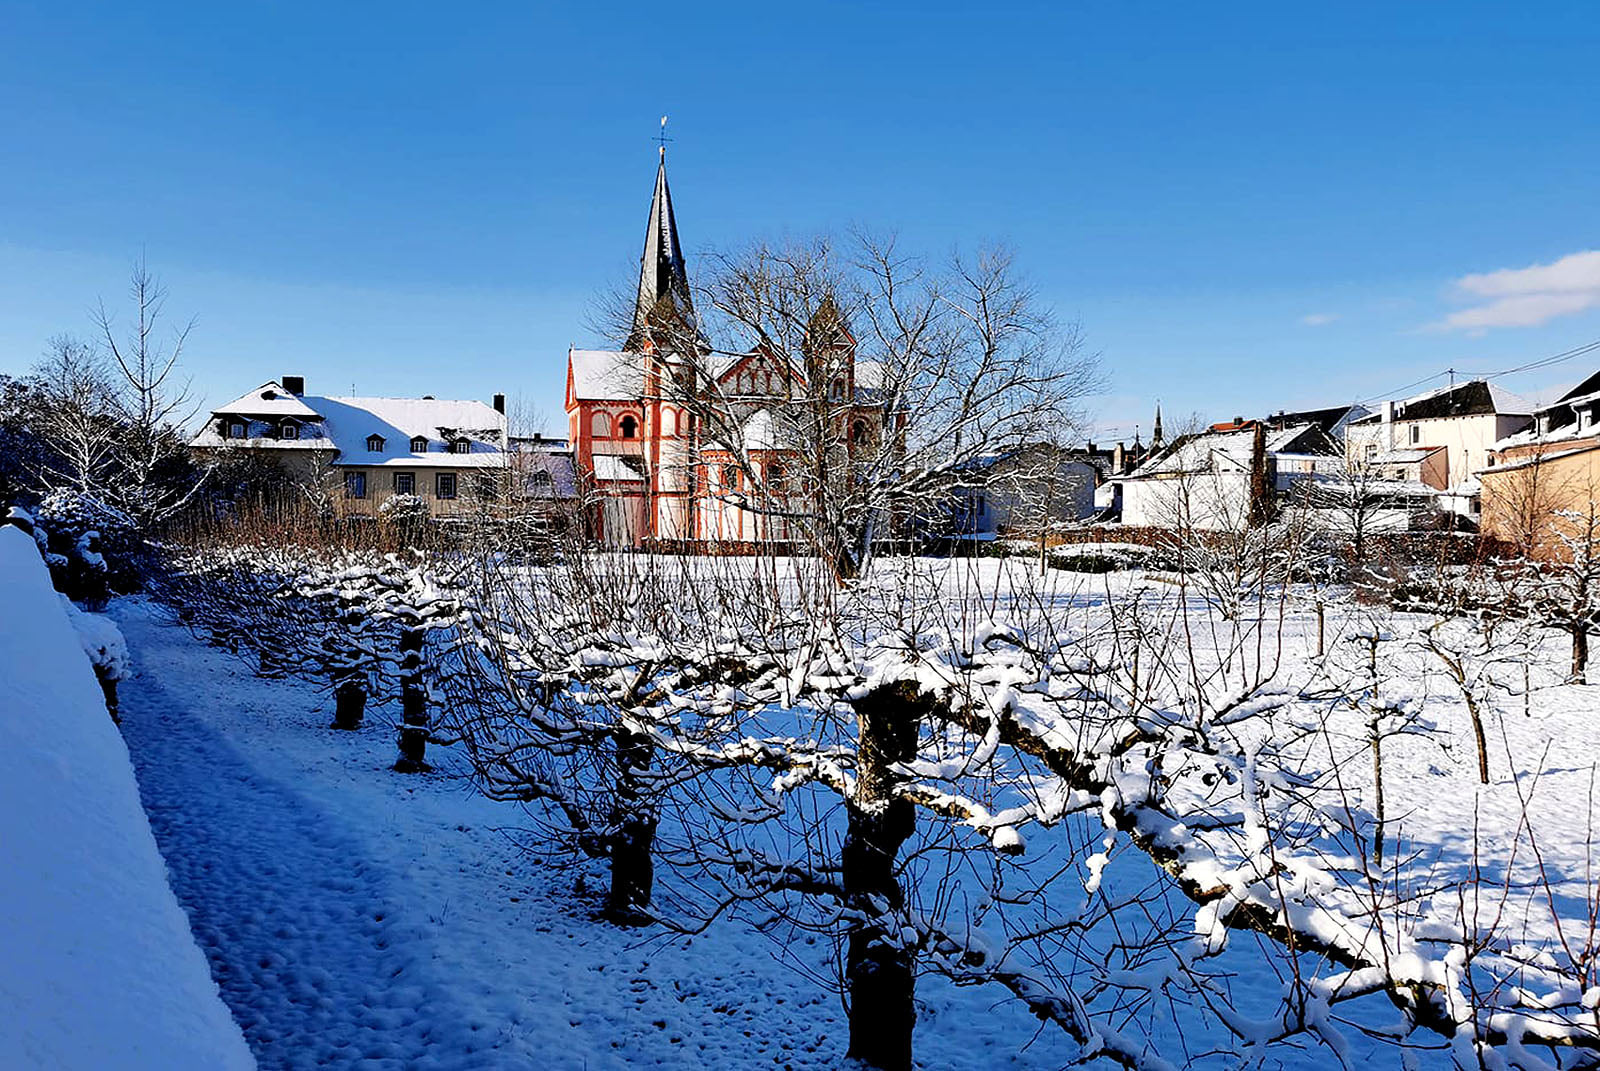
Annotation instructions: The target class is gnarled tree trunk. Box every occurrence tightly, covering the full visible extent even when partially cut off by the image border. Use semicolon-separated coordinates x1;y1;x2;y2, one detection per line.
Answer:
394;623;429;771
843;681;933;1071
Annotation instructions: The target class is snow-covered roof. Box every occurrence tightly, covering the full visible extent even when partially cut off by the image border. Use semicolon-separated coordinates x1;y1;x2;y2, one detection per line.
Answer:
194;391;507;467
1130;423;1326;477
212;382;323;419
569;349;642;401
591;453;646;482
1370;447;1444;464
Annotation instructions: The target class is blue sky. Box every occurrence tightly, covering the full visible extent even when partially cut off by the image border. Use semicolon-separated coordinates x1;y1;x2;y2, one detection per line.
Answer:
2;1;1597;441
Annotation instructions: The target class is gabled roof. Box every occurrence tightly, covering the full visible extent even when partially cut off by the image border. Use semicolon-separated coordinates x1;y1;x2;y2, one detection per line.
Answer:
568;349;643;402
212;382;323;419
193;392;507;467
1129;423;1333;478
1352;379;1534;423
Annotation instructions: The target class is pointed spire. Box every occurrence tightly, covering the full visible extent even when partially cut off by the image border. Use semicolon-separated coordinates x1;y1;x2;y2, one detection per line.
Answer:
1152;402;1164;448
628;146;694;351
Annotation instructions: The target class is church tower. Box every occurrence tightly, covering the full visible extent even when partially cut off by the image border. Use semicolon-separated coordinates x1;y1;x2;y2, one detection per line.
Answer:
627;146;695;353
1151;403;1164;450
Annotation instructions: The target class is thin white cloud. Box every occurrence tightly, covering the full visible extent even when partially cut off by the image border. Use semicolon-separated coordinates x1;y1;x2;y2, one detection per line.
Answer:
1300;313;1338;326
1434;249;1600;331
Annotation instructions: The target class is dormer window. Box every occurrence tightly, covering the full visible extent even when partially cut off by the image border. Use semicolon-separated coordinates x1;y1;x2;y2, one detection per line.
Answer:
410;436;429;454
280;422;300;440
367;435;386;453
229;421;247;439
451;439;471;455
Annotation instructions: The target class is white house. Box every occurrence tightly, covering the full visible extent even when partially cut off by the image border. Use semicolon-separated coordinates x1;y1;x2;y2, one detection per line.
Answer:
1119;423;1338;531
190;376;510;518
1345;379;1533;492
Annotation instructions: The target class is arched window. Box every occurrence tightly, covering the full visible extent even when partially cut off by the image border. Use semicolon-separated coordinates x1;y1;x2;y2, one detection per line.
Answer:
590;412;610;438
660;408;677;436
766;463;785;492
722;464;740;491
620;414;639;439
410;436;428;453
851;420;868;446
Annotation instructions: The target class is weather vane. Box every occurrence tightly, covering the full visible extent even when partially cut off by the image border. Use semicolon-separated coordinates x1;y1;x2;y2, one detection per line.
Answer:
656;115;672;153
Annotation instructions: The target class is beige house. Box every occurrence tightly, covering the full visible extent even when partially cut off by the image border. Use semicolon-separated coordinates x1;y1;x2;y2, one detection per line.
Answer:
190;377;510;520
1345;379;1532;491
1480;371;1600;556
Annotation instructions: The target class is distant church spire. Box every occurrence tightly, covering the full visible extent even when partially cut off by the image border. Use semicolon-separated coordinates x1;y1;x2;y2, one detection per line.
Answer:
1151;402;1164;448
628;132;694;351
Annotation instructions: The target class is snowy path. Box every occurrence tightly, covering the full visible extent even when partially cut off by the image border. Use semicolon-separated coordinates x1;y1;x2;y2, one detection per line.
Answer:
112;599;1078;1070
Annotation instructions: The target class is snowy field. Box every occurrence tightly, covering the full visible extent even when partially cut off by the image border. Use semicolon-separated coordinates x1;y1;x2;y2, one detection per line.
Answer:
35;546;1595;1069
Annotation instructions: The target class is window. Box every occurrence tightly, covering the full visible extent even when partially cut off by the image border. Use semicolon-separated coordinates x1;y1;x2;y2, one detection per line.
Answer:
976;495;987;517
436;473;458;499
590;412;609;438
620;415;639;439
393;472;415;495
660;408;677;436
229;422;246;439
367;434;386;453
451;439;471;454
473;474;498;500
530;470;554;495
766;463;785;492
722;464;740;491
851;420;868;446
1409;425;1421;445
344;471;367;499
280;422;299;440
410;436;428;453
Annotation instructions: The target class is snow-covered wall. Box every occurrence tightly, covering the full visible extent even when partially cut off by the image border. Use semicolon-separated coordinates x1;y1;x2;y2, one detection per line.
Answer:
0;525;254;1069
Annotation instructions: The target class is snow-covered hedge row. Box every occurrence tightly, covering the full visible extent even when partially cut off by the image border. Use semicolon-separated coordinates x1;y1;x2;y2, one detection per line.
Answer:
0;526;253;1069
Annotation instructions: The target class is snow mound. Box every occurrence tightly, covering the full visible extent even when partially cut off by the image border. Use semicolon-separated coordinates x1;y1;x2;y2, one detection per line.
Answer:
0;526;253;1069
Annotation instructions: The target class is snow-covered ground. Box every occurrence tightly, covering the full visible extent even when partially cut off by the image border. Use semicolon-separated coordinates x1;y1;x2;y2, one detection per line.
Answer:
110;595;1099;1070
0;526;252;1070
90;546;1600;1068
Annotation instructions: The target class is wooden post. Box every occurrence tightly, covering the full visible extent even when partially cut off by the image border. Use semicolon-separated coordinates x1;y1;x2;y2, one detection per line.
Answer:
1315;602;1325;657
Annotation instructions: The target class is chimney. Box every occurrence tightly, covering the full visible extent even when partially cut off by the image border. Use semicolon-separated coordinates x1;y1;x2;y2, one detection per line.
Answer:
282;375;305;396
493;393;506;414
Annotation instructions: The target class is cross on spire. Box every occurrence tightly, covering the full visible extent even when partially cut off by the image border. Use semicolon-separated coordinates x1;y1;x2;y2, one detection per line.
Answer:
655;115;672;154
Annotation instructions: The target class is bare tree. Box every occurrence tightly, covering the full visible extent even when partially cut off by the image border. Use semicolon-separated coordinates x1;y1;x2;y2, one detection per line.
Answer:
605;233;1100;579
92;259;204;526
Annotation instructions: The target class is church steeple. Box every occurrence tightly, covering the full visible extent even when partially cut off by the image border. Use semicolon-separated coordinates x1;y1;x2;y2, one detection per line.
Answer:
1151;402;1164;448
628;146;694;351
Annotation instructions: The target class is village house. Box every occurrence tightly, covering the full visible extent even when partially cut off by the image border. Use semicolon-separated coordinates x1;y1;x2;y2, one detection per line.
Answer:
189;377;511;520
1478;369;1600;555
944;444;1101;541
1344;380;1532;502
1116;421;1339;531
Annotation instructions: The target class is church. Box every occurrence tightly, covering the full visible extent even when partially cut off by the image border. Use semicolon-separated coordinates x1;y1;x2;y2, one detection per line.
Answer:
564;149;889;547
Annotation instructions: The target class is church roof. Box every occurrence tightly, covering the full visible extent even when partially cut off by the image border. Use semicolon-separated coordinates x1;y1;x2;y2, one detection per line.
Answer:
627;149;694;350
568;349;642;401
